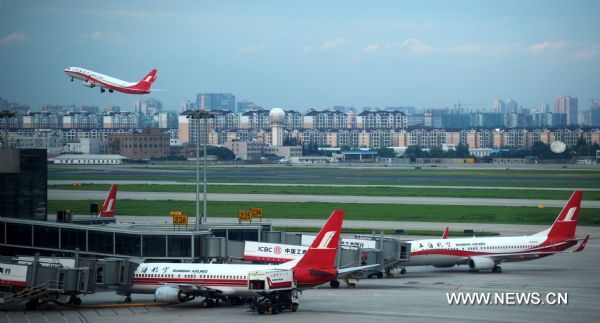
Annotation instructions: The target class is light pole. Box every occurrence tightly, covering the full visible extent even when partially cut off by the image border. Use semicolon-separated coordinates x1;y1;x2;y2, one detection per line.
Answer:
0;110;16;149
186;109;214;230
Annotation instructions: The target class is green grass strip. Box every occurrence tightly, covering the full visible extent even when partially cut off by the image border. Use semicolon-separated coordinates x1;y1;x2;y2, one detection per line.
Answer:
48;184;600;201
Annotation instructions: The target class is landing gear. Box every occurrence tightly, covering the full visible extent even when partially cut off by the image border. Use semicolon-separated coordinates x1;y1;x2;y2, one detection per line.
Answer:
229;296;243;306
400;268;407;274
70;78;74;82
123;296;132;303
376;271;384;279
329;279;340;289
108;89;114;93
25;300;38;311
201;298;215;308
68;296;82;306
100;88;105;93
492;265;502;273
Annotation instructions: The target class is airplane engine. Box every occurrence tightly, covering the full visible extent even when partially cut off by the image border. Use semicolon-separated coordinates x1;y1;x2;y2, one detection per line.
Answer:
82;80;93;87
468;257;495;270
154;286;193;303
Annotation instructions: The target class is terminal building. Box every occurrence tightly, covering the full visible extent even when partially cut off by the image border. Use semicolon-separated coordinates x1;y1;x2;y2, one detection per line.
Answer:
1;148;410;290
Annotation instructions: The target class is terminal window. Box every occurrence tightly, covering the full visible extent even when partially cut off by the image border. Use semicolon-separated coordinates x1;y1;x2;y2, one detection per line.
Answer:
143;235;166;257
34;225;59;249
61;228;86;251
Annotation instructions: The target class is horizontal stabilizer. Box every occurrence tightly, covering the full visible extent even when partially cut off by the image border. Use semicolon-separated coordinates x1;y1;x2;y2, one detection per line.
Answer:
573;235;590;252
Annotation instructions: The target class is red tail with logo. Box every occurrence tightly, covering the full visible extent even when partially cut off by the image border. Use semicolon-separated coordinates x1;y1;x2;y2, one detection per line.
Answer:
100;184;118;217
132;69;157;91
281;210;344;288
294;210;344;270
546;190;582;242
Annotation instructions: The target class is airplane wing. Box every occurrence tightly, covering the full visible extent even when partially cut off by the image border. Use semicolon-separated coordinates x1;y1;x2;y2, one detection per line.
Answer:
163;283;231;296
337;264;380;276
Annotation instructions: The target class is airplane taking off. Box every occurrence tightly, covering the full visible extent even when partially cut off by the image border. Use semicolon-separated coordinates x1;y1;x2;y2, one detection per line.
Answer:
121;210;375;306
99;184;118;217
402;191;589;273
64;67;157;94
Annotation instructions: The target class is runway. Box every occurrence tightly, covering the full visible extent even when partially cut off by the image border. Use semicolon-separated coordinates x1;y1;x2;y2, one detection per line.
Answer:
48;179;600;192
48;189;600;208
3;225;599;322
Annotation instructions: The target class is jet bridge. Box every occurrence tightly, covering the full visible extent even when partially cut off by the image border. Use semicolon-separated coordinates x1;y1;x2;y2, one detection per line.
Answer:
0;254;137;310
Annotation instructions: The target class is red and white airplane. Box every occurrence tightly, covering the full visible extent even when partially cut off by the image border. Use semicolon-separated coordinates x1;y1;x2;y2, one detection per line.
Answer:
99;184;118;217
402;190;589;273
64;67;157;94
122;210;374;305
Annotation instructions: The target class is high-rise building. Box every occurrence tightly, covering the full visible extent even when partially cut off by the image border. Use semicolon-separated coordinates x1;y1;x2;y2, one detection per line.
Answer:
493;99;505;113
553;96;578;125
505;99;519;114
0;148;47;220
237;100;256;113
196;93;236;112
134;98;163;116
591;102;600;126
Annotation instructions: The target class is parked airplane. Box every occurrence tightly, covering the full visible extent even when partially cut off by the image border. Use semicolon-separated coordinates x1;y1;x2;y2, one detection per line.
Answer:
64;67;157;94
402;191;589;273
122;210;374;305
99;184;118;217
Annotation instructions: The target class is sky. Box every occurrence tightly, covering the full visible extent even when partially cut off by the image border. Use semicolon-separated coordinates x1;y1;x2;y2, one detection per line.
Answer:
0;0;599;112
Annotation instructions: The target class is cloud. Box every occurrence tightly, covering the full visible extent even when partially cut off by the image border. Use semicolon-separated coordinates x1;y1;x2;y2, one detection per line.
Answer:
237;43;270;55
362;43;380;53
0;31;27;47
575;44;600;60
527;41;566;53
303;38;345;54
401;38;433;54
447;43;522;56
82;31;126;43
91;31;103;39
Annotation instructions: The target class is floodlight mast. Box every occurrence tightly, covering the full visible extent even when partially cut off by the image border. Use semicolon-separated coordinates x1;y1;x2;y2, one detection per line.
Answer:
186;108;214;230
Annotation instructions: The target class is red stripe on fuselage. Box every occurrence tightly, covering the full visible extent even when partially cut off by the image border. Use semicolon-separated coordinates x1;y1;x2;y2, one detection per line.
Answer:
0;279;26;287
411;241;576;258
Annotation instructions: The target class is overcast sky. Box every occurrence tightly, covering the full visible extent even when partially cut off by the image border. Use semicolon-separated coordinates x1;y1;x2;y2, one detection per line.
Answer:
0;0;599;112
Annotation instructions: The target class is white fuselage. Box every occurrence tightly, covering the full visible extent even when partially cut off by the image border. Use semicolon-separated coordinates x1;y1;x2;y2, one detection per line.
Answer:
131;262;286;296
406;234;549;267
64;67;136;88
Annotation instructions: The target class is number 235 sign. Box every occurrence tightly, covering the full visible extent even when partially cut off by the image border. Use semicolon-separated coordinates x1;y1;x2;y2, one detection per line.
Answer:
239;208;263;222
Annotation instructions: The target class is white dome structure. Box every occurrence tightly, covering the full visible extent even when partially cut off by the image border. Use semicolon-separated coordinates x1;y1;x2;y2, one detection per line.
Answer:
269;108;285;147
269;108;286;124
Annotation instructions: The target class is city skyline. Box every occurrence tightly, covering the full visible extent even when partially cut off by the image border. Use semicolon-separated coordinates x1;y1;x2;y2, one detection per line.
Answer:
0;1;599;111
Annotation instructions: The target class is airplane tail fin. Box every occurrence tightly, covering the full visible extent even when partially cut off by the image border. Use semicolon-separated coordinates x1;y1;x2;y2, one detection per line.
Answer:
99;184;118;217
442;226;449;239
541;190;582;241
277;210;344;271
133;69;157;91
